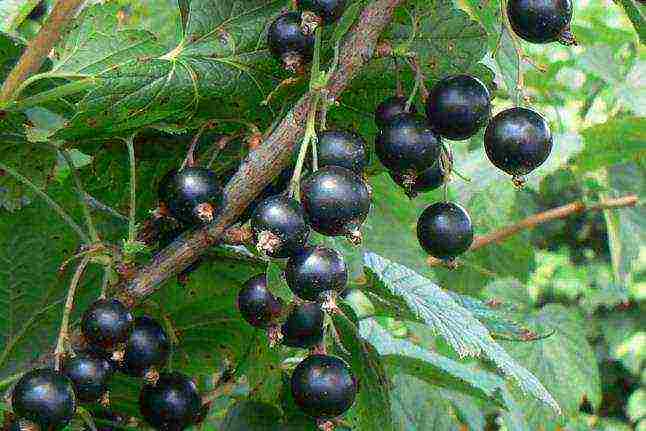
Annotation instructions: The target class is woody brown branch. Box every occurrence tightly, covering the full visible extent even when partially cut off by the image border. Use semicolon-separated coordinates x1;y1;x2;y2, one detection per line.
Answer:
427;194;639;267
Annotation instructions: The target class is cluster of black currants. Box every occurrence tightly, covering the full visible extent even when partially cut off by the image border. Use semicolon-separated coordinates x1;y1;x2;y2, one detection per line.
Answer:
375;71;553;264
9;299;205;431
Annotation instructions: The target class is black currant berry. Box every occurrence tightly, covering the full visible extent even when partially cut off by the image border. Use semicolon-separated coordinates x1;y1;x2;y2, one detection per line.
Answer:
484;107;553;185
28;1;46;20
417;202;474;261
298;0;347;23
426;74;491;140
291;355;357;419
63;355;113;403
285;246;348;302
11;369;76;429
375;113;442;174
268;12;315;72
251;196;310;258
161;167;223;225
375;96;417;129
121;316;170;378
300;166;371;244
317;130;368;174
81;299;134;351
281;302;324;349
237;274;284;328
507;0;575;45
390;160;446;198
140;372;202;431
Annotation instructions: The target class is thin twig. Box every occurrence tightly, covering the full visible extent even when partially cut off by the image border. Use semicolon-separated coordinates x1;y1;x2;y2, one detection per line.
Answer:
181;122;212;170
0;162;90;244
83;192;128;222
428;195;640;267
60;149;100;243
125;134;137;245
0;0;85;103
54;256;91;371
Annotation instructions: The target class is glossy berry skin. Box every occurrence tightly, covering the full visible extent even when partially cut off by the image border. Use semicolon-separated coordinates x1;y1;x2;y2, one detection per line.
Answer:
237;274;283;328
81;299;134;351
251;196;310;258
162;167;222;225
298;0;347;23
12;369;76;430
291;355;357;419
426;75;491;140
417;202;474;260
140;372;201;431
281;302;324;348
484;107;553;179
375;114;442;173
507;0;573;44
63;355;113;403
285;246;348;301
121;317;170;377
268;12;314;70
375;96;417;129
300;166;371;240
390;161;446;196
317;130;368;174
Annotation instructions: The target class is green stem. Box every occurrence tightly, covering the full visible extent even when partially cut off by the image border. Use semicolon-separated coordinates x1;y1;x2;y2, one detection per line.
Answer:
0;162;90;244
60;149;100;243
289;93;320;198
125;134;137;244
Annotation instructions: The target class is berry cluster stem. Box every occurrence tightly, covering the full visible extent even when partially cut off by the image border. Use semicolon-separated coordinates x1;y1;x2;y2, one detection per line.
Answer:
125;134;138;246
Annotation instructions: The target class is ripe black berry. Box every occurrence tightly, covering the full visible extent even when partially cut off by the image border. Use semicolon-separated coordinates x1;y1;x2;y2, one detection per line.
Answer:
375;113;442;174
11;369;76;429
390;160;446;198
121;316;170;377
484;107;553;184
507;0;575;45
268;12;314;72
317;130;368;174
281;302;324;348
426;75;491;140
81;299;134;351
285;246;348;301
139;372;202;431
63;355;113;403
251;196;310;258
298;0;347;23
375;96;417;129
161;167;223;225
300;166;371;244
237;274;283;328
291;355;357;419
28;1;46;20
417;202;474;261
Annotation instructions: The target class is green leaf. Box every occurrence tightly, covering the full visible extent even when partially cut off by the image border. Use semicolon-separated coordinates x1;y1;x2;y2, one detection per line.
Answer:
363;252;560;412
360;318;505;404
222;400;282;431
501;304;602;430
0;0;41;32
616;0;646;43
576;117;646;172
332;311;393;431
266;261;294;305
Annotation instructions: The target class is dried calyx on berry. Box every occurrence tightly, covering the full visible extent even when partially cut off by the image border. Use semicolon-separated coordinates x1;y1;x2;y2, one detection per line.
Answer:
507;0;576;45
389;159;447;198
120;316;170;379
159;167;223;225
375;96;417;129
484;107;553;186
250;195;310;258
285;245;348;303
11;369;77;430
417;201;474;264
281;301;325;349
298;0;347;24
291;355;357;420
139;372;203;431
268;12;315;73
316;130;368;174
300;166;371;245
81;298;134;352
426;74;491;140
63;354;114;403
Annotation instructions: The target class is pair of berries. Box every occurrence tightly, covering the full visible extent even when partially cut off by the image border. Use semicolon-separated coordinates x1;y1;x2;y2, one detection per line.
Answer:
268;0;347;71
